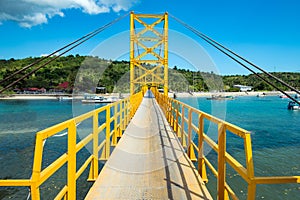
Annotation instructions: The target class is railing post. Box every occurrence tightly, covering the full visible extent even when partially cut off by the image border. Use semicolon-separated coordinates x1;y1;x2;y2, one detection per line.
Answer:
120;101;123;132
31;133;44;200
129;95;133;118
158;90;161;105
67;120;77;200
218;123;228;200
88;111;99;181
175;101;179;136
117;102;122;138
187;108;196;161
187;108;192;148
125;99;128;127
163;94;167;114
170;100;174;127
169;99;172;123
127;98;130;125
112;103;118;146
245;133;256;200
198;114;207;182
187;108;193;152
105;106;111;159
180;106;186;147
247;183;256;200
167;97;170;122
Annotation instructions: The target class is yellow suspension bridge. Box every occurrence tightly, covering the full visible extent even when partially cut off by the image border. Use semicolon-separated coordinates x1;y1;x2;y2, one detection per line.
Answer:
0;12;299;200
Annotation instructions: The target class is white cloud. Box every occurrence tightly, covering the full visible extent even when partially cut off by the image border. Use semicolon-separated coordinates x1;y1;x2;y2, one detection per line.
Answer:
99;0;138;12
0;0;138;28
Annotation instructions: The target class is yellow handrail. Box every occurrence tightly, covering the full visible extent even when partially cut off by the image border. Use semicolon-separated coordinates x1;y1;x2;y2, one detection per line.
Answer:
0;92;143;200
152;88;300;200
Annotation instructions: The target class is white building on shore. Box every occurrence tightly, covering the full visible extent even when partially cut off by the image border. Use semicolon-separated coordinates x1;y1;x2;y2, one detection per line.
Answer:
233;85;253;92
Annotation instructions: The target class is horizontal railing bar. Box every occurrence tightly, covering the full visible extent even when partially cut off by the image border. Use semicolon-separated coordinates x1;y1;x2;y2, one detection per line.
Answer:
178;124;182;131
39;153;68;186
76;155;93;180
73;111;94;124
224;124;249;138
110;130;115;137
98;123;106;133
225;152;249;183
182;130;188;138
76;134;93;153
183;116;188;123
94;105;108;115
114;112;120;118
97;140;106;153
192;142;199;152
0;179;32;186
191;123;198;133
203;133;218;152
204;156;218;177
109;116;114;123
225;183;239;200
37;120;71;140
174;99;250;136
203;132;249;182
254;176;300;184
54;185;68;200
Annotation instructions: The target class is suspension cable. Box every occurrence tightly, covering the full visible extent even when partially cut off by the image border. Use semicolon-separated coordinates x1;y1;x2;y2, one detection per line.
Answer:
0;12;129;93
0;22;113;85
169;13;300;105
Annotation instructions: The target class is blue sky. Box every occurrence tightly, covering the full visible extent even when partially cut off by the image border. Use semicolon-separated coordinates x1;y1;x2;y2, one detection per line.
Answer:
0;0;300;75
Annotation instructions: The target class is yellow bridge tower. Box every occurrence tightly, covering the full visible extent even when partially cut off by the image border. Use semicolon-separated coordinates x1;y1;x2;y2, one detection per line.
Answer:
130;12;169;96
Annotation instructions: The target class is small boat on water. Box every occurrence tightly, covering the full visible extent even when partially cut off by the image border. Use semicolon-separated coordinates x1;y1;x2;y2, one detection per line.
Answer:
256;93;266;97
287;101;300;110
81;96;118;104
280;94;288;98
207;95;234;100
57;96;73;101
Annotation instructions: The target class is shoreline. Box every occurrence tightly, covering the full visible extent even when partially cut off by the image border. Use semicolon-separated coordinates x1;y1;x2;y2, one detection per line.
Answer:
172;91;293;98
0;91;296;100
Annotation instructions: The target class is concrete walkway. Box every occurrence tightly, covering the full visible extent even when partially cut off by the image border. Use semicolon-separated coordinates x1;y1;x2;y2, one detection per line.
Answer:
85;91;212;200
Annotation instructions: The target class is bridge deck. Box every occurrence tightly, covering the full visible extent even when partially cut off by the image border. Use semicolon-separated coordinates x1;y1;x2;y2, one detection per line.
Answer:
85;92;212;200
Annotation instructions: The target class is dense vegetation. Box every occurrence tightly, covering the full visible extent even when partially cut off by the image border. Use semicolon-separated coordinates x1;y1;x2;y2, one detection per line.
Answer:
0;55;299;93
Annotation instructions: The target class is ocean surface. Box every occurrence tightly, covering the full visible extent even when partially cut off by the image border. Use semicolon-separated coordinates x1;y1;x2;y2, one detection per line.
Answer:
0;96;299;199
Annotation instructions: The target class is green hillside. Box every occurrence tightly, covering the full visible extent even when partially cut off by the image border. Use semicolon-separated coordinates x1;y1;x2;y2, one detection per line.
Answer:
0;55;299;93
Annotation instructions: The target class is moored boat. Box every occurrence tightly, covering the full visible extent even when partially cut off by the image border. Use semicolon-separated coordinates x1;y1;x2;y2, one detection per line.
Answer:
280;94;288;98
81;96;118;104
287;101;300;110
207;95;234;100
57;96;73;101
256;93;266;97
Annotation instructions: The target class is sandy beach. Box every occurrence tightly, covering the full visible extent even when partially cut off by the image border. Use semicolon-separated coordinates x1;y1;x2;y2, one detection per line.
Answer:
0;91;296;100
0;94;59;100
172;91;290;98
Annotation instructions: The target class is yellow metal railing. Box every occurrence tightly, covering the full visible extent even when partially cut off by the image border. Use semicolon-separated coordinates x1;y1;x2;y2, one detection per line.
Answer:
153;89;300;200
0;92;143;200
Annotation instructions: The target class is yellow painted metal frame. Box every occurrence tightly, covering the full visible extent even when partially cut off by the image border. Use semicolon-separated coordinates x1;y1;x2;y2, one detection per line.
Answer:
130;12;168;96
153;88;300;200
0;92;143;200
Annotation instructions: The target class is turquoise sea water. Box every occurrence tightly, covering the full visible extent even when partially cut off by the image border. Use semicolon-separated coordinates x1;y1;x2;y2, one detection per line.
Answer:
0;100;103;199
0;96;299;199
